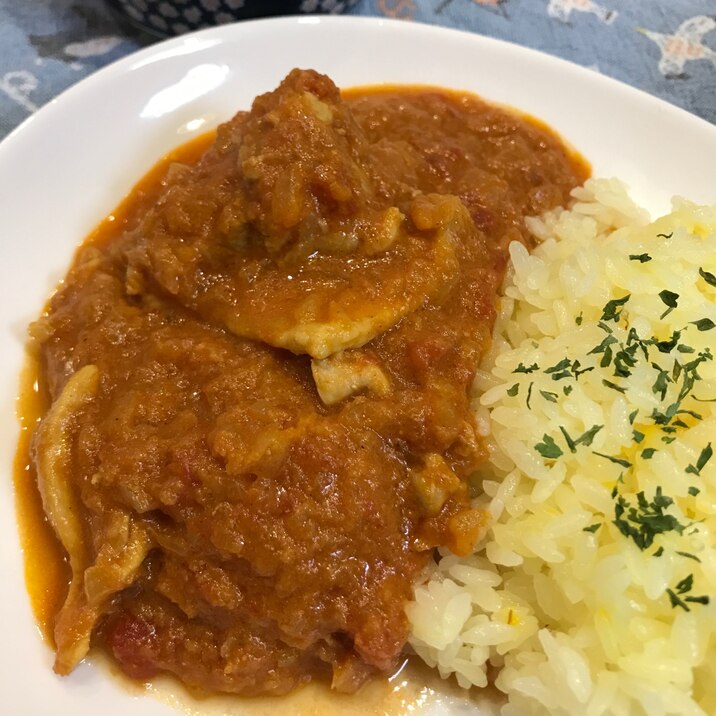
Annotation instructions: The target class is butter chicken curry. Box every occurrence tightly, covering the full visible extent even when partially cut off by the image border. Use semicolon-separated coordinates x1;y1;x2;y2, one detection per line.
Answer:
26;69;587;696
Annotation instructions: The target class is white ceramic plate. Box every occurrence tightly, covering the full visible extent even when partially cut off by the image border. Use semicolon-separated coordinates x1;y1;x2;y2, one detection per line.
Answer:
1;15;715;715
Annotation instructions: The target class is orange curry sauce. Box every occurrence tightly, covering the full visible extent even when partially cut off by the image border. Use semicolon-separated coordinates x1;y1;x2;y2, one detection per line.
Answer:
14;132;215;642
14;73;589;704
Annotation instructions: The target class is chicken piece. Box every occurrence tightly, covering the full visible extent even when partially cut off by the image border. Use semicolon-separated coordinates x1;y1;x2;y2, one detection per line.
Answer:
232;72;398;259
311;350;390;406
254;213;460;358
32;364;153;674
128;70;471;358
410;453;462;516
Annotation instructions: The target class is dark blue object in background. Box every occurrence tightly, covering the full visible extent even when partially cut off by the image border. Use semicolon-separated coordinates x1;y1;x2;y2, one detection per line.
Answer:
108;0;359;37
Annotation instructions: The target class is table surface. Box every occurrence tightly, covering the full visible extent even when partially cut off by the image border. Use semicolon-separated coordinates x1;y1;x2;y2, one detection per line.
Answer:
1;0;714;141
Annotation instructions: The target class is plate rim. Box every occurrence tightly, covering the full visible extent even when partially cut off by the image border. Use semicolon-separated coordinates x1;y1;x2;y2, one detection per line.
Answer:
1;13;715;716
2;14;715;160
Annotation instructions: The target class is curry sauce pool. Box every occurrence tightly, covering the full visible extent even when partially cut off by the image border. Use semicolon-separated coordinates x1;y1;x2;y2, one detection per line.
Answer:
20;69;586;698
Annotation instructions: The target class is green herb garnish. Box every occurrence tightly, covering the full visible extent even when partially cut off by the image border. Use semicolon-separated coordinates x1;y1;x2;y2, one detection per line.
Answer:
513;362;538;374
685;595;710;605
601;294;630;322
667;589;690;611
602;379;626;393
652;366;671;400
699;267;716;287
658;290;679;319
676;551;701;563
613;344;638;378
685;443;713;476
691;318;715;331
594;451;632;468
544;358;572;379
535;435;563;460
559;426;577;453
575;425;604;447
612;486;685;550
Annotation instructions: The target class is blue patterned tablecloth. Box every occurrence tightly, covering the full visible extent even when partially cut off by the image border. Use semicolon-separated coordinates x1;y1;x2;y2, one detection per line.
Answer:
0;0;714;140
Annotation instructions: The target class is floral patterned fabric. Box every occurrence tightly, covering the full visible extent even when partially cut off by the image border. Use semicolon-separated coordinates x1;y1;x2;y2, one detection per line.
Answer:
0;0;714;139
